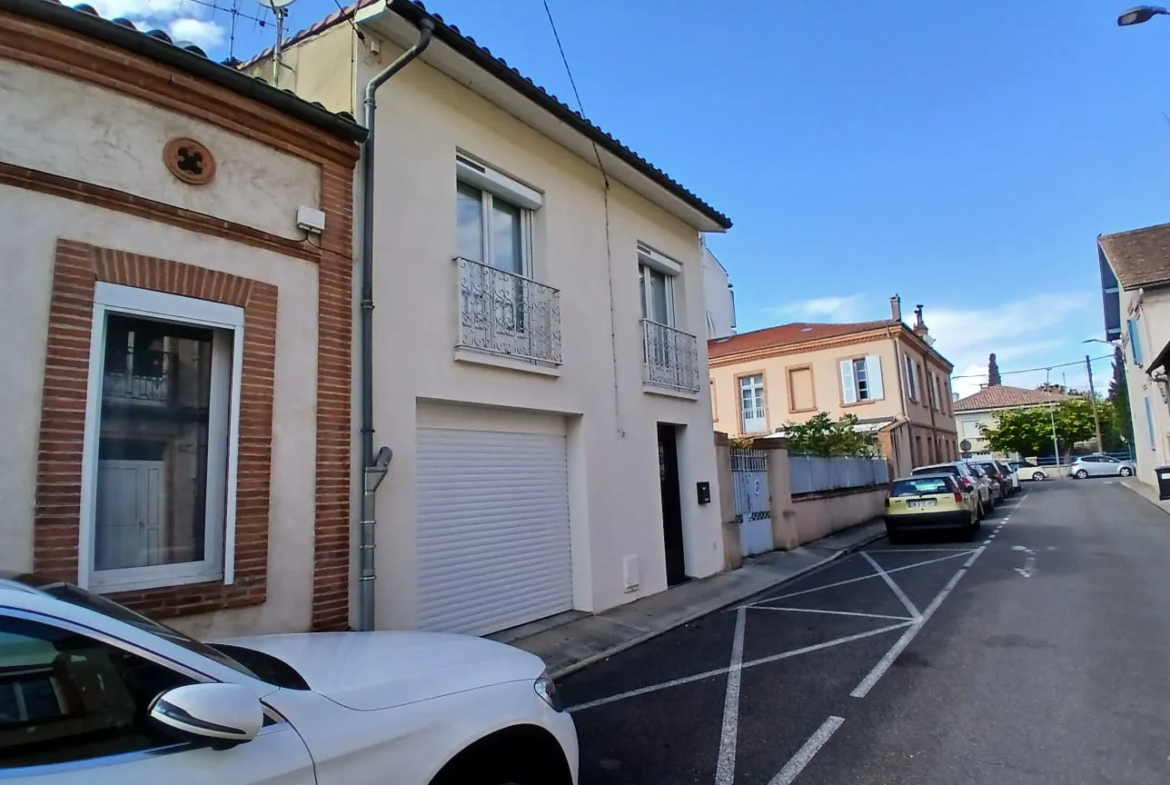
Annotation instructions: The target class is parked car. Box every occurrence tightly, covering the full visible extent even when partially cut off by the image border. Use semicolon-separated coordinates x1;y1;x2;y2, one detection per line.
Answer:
964;462;1001;509
970;459;1010;500
995;460;1020;494
1069;454;1137;479
0;574;578;785
912;461;991;517
1011;459;1047;482
885;473;981;543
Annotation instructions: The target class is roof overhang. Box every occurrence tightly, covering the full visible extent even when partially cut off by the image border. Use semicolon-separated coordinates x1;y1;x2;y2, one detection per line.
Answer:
355;2;729;233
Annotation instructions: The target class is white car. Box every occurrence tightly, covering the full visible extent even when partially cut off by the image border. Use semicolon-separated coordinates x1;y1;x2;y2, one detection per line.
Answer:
0;575;578;785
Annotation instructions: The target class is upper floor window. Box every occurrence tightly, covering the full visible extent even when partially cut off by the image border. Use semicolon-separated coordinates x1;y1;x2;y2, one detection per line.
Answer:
1128;318;1144;365
84;284;243;593
456;153;542;277
903;354;917;401
841;356;884;404
640;265;675;326
740;374;766;433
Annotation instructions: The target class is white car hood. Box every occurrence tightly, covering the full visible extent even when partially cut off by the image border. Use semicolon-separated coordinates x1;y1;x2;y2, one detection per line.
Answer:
217;631;546;710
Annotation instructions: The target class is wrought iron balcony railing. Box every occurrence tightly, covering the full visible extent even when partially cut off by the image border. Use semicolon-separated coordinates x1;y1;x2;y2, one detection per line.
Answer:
642;319;701;394
457;257;562;366
103;349;176;405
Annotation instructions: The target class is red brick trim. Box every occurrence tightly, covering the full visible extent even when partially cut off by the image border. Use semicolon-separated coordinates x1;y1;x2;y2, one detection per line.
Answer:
0;162;319;264
34;241;276;618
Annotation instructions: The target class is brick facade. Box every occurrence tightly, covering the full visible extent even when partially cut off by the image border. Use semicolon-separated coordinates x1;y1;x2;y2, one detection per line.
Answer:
8;9;360;629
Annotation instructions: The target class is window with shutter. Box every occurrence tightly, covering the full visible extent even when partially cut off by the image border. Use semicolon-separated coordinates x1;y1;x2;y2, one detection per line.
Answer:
904;354;916;401
865;356;884;400
1129;319;1144;365
788;367;816;412
840;359;858;404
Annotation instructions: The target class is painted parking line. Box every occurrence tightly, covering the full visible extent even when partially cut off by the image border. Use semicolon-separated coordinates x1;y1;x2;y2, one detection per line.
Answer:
755;550;976;606
861;552;921;620
746;607;914;622
714;607;747;785
767;715;845;785
851;545;987;699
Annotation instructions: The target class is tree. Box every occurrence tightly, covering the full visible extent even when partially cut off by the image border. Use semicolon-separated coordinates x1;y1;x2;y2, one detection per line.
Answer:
979;399;1098;458
1108;346;1135;450
988;353;1002;386
783;412;877;457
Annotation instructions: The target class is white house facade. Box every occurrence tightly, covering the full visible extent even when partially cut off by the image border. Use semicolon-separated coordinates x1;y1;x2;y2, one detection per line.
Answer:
702;240;736;340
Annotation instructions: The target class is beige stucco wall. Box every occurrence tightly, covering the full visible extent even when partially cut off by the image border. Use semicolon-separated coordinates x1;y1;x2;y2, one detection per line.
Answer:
1123;287;1170;486
710;335;904;436
0;59;320;241
332;37;724;628
0;65;326;637
789;488;887;546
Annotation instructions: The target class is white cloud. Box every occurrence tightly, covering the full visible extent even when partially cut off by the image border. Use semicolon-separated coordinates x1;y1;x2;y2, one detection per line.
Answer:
89;0;227;52
766;294;868;323
928;292;1097;400
169;17;225;48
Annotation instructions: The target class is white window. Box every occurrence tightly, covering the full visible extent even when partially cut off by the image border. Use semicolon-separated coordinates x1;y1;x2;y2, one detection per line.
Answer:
639;265;675;326
961;420;980;438
903;354;916;401
841;356;884;404
80;283;243;592
740;375;766;433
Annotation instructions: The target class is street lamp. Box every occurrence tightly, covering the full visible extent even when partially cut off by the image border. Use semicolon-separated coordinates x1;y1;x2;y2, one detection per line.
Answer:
1118;5;1170;25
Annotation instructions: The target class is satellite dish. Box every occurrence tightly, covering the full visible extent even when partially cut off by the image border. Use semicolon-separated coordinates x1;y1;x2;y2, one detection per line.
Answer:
255;0;296;9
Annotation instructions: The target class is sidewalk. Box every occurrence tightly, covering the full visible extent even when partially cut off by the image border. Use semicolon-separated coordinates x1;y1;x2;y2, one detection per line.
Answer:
1120;477;1170;515
497;519;887;678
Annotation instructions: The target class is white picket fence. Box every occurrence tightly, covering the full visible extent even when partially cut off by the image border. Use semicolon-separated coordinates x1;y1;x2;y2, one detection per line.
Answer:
789;455;889;495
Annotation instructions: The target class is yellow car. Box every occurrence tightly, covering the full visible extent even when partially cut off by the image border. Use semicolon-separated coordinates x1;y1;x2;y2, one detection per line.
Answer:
884;473;981;543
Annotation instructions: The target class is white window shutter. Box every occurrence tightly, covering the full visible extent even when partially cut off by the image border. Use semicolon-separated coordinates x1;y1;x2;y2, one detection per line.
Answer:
865;356;884;400
840;359;858;404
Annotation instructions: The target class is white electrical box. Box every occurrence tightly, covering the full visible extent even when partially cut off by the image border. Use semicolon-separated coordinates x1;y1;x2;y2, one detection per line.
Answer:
622;555;640;593
296;205;326;235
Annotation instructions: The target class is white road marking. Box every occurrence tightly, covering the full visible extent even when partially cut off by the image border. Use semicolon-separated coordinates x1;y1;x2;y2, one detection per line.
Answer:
746;606;915;622
714;608;746;785
767;715;845;785
866;548;976;553
861;552;921;620
760;550;974;604
568;622;912;712
963;546;985;568
851;560;980;699
983;539;991;544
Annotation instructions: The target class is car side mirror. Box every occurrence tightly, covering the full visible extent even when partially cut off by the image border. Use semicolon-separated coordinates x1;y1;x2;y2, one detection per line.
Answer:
149;683;264;749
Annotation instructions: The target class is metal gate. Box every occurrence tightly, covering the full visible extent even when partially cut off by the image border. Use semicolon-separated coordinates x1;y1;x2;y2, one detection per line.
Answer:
732;448;772;556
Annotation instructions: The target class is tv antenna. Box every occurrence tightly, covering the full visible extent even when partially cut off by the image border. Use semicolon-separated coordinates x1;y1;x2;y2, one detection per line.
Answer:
255;0;297;87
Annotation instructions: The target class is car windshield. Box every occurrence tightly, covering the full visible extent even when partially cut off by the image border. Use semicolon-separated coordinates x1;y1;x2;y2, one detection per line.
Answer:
10;575;258;680
892;477;952;496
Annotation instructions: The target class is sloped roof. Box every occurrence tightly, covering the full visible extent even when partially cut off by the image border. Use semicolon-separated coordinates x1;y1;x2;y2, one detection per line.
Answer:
1098;222;1170;289
953;385;1071;413
238;0;730;230
5;0;366;142
708;320;895;359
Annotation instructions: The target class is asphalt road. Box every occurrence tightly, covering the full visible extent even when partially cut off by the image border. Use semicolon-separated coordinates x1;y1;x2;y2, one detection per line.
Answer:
560;480;1170;785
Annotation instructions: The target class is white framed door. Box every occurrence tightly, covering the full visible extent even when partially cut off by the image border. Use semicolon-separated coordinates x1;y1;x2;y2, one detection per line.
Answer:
95;459;166;571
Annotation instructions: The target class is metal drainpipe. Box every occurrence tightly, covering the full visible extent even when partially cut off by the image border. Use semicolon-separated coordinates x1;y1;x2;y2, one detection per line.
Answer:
358;17;435;633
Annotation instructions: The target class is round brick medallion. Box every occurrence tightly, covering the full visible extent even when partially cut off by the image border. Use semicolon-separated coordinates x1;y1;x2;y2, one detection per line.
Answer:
163;137;216;185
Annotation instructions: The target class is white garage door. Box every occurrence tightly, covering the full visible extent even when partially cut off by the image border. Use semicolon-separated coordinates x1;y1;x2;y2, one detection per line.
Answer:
416;427;573;636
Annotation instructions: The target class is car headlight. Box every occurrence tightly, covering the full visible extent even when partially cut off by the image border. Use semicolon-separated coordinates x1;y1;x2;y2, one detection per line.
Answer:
534;670;563;712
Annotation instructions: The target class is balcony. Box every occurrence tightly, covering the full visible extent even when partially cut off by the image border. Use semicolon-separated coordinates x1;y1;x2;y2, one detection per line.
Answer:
457;257;562;367
102;349;176;406
642;319;701;394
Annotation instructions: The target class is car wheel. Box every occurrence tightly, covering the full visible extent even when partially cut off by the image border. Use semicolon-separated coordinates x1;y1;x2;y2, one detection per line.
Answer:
1076;469;1088;480
1120;467;1133;477
431;741;573;785
1032;471;1046;481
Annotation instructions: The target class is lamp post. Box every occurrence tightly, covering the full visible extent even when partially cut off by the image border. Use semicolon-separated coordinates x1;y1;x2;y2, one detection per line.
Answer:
1118;5;1170;25
1046;368;1061;470
1082;340;1113;453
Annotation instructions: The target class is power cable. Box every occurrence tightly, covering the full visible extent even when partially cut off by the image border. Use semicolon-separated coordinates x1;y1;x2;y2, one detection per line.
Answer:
540;0;625;436
952;354;1114;380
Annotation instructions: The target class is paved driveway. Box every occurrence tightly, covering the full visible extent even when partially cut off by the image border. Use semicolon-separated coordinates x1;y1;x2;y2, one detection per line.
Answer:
561;481;1170;784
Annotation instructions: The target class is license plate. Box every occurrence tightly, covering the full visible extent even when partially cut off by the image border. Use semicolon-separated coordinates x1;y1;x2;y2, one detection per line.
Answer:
908;499;937;508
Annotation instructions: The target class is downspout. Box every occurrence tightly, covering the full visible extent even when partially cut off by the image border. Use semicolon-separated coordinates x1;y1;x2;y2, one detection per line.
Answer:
358;16;435;633
888;325;909;471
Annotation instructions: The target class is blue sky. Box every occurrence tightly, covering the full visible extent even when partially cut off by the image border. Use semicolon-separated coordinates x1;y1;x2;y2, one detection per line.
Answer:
97;0;1170;396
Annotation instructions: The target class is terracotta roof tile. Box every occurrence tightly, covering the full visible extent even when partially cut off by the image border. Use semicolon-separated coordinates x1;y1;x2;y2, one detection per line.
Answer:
238;0;729;229
707;320;895;359
1098;222;1170;289
953;385;1072;413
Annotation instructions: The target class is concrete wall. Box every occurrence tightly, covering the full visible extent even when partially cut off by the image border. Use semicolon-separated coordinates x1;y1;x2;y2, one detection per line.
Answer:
702;241;735;340
0;59;326;637
789;488;888;546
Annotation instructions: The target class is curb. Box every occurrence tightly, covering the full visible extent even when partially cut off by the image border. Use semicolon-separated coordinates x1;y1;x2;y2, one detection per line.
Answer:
550;525;887;680
1118;478;1170;517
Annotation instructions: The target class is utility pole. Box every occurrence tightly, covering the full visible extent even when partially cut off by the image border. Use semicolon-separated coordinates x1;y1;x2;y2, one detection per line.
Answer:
1086;354;1103;453
1046;367;1061;468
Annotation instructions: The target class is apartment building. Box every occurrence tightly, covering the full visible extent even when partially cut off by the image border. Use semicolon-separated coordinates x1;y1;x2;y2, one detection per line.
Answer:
708;297;957;476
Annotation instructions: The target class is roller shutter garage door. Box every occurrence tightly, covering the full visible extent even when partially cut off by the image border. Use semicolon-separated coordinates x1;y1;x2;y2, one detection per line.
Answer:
416;427;572;636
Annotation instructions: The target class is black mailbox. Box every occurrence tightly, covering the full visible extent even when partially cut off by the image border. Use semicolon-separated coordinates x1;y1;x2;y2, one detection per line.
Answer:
696;481;711;505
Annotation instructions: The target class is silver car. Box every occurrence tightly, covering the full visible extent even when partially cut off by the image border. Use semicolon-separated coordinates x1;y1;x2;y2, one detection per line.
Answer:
1070;454;1136;479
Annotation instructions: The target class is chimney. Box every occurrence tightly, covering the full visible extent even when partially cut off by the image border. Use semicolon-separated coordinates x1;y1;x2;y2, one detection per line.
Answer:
913;304;928;338
890;294;902;323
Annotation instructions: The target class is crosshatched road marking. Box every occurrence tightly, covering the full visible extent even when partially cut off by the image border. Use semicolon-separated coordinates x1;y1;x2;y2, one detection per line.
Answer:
756;550;977;605
714;607;747;785
746;606;915;622
567;622;912;713
767;715;845;785
861;552;921;620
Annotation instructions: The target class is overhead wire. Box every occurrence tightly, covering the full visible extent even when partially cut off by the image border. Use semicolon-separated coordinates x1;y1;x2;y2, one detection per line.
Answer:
952;354;1115;380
